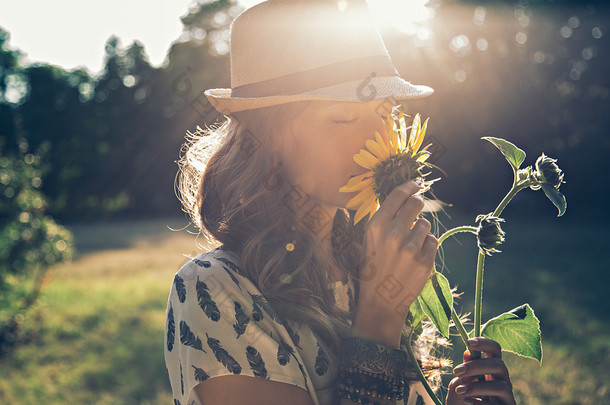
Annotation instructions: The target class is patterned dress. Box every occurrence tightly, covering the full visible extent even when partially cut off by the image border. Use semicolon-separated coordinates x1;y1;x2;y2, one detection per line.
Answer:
164;246;436;405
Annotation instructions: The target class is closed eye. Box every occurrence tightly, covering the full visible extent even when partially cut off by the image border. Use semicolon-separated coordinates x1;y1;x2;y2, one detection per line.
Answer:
333;118;358;125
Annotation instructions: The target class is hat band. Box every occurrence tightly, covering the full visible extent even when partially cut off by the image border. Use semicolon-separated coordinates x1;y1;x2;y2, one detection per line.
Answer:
231;55;398;98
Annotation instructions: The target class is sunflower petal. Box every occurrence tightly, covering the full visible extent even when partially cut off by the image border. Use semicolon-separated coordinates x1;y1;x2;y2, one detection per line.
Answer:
346;187;374;209
385;114;399;150
353;149;380;170
375;131;390;157
341;172;373;189
409;113;421;151
389;120;400;151
399;112;407;147
354;201;369;225
412;117;429;155
354;193;378;224
368;200;380;220
416;151;431;162
340;176;374;193
366;136;389;161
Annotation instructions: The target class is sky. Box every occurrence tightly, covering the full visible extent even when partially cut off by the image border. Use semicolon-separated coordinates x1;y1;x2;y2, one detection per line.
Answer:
0;0;432;78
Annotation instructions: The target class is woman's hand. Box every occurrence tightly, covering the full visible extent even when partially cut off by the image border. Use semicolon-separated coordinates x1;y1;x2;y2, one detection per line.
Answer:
446;337;516;405
351;180;438;347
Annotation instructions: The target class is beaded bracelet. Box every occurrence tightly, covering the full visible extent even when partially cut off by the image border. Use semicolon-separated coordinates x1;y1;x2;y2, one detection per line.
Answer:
337;337;409;404
338;366;405;402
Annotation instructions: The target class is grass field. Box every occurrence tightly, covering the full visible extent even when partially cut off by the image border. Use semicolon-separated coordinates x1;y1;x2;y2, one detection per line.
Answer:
0;214;607;404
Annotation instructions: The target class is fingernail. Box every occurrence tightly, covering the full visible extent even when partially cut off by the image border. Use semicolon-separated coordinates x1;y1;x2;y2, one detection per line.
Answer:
453;365;466;376
467;338;479;346
456;385;468;395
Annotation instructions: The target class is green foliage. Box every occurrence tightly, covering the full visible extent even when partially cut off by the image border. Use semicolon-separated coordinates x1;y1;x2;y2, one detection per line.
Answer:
0;0;237;220
0;141;73;352
540;183;567;217
469;304;543;363
407;294;426;328
418;272;453;338
482;137;526;173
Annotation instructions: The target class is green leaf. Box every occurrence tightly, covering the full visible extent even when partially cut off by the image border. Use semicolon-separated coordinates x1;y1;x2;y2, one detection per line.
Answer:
418;273;453;338
540;184;567;217
480;304;542;363
482;137;526;171
406;297;425;328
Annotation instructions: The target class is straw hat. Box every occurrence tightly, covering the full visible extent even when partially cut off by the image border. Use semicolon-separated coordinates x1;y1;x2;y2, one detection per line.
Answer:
204;0;433;114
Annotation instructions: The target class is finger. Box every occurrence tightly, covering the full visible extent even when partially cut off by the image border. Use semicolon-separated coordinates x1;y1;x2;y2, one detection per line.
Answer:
454;380;515;404
453;358;510;382
393;194;425;232
401;217;431;250
371;181;421;226
467;338;502;358
421;234;439;260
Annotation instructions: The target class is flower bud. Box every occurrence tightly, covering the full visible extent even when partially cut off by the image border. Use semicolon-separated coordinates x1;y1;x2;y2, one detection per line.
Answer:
534;153;564;189
475;213;505;256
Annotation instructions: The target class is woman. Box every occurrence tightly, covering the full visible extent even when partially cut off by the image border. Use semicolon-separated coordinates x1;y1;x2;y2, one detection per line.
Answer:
164;1;517;404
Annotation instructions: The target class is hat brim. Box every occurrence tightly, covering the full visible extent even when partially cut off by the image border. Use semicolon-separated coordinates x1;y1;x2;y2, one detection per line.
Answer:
204;75;433;114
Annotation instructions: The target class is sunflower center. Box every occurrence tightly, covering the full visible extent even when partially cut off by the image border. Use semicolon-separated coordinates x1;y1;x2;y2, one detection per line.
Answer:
372;152;425;204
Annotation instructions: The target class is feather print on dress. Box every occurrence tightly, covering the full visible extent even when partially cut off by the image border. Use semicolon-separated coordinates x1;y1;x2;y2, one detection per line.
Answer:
249;292;264;321
205;332;242;374
167;304;175;352
248;292;282;323
314;341;329;376
179;321;206;352
193;259;211;268
297;361;308;385
216;256;247;277
347;283;356;319
416;393;425;405
196;276;221;321
174;275;187;303
179;360;184;395
192;365;210;382
233;301;250;338
221;266;242;291
276;336;295;366
283;321;303;350
245;345;268;378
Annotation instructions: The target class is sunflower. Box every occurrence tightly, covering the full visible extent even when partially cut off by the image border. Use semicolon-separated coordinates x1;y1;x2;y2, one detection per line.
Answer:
339;107;439;224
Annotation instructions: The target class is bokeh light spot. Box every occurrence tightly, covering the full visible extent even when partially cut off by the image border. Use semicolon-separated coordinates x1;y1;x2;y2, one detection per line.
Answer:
568;16;580;29
476;38;488;51
56;240;68;251
454;70;467;83
592;26;603;39
560;26;573;39
473;7;486;26
533;51;545;64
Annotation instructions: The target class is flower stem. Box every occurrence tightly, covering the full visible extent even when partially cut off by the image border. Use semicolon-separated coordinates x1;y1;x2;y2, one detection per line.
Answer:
492;182;525;217
472;251;486;343
438;226;478;246
406;328;444;405
472;180;530;360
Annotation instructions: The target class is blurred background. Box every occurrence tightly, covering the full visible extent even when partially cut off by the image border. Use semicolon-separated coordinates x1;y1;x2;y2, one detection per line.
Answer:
0;0;608;404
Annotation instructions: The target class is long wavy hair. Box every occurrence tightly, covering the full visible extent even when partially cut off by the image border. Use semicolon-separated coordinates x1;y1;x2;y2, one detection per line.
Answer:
177;101;451;388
